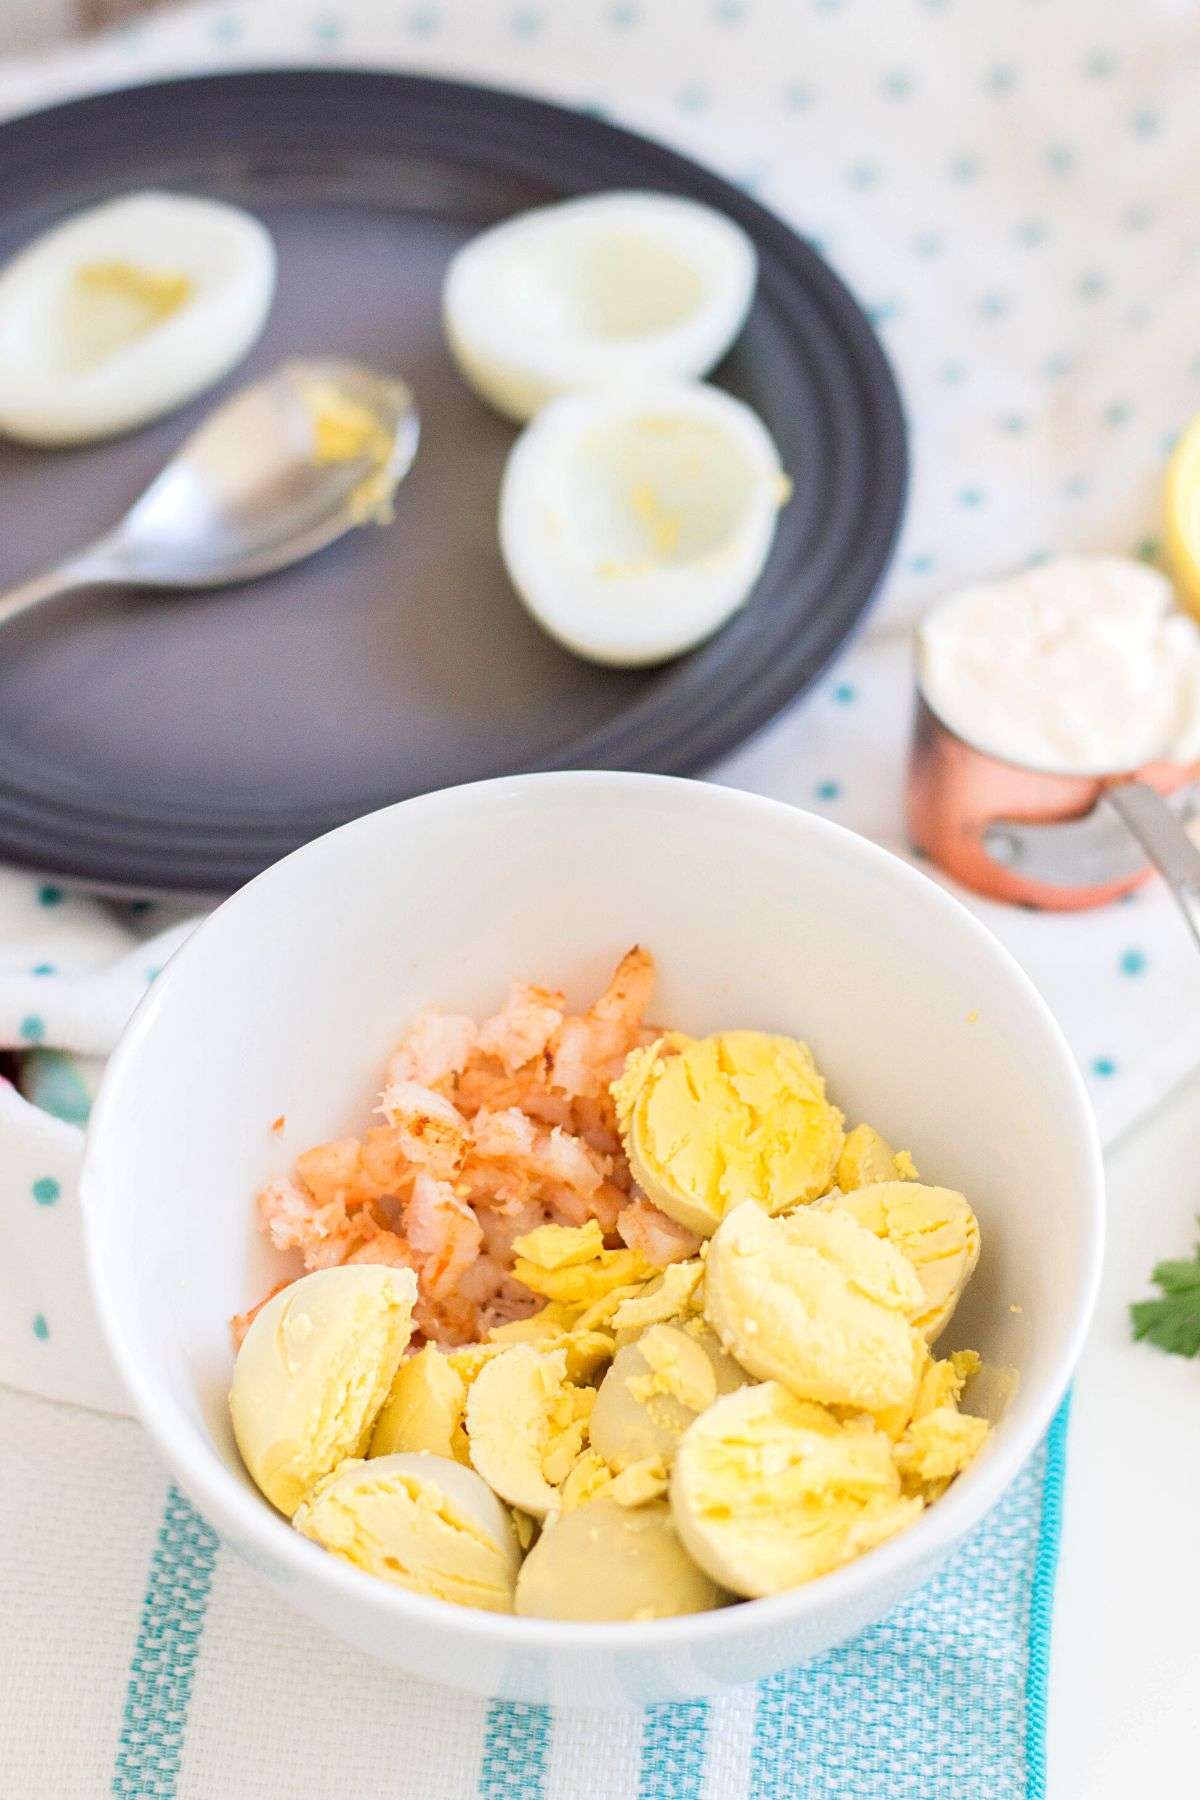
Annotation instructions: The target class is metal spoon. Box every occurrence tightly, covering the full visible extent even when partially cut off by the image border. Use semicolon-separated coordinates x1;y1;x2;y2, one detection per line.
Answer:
0;358;419;626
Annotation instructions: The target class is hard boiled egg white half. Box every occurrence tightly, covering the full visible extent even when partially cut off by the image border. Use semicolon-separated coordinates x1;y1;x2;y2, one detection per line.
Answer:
444;190;757;423
0;191;276;445
499;381;788;667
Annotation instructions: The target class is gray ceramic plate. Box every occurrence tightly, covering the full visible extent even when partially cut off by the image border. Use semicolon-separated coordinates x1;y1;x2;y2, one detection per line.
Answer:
0;69;906;894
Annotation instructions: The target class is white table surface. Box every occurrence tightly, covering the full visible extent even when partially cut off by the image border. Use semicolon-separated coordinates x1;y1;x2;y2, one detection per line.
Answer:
1050;1063;1200;1796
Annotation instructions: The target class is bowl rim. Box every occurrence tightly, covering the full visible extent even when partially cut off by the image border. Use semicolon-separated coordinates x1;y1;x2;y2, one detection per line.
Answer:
82;770;1104;1649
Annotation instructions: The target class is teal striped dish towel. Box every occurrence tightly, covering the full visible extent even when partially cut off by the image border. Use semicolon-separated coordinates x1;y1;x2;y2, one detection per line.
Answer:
97;1405;1067;1800
476;1403;1067;1800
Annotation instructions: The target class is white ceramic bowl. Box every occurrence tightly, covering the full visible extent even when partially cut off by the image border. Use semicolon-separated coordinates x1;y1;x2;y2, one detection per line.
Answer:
82;773;1103;1707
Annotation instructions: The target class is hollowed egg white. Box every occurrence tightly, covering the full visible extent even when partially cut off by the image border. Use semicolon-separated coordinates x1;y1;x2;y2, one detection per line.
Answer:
498;381;788;667
444;190;756;423
0;190;276;445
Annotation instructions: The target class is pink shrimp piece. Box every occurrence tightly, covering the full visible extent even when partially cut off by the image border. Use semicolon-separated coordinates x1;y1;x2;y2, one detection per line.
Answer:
386;1010;478;1091
230;1278;294;1349
541;1126;606;1198
257;1175;349;1260
452;1252;510;1309
587;1179;626;1235
378;1079;468;1179
616;1197;702;1268
476;983;565;1074
294;1138;379;1212
344;1227;417;1272
543;1180;623;1234
532;1130;622;1232
459;1107;541;1207
516;1084;575;1129
405;1170;484;1300
455;1059;572;1128
416;1292;480;1347
359;1125;416;1198
570;1093;623;1157
477;1197;548;1262
470;1105;539;1161
303;1217;380;1270
478;1195;550;1252
549;947;655;1099
593;945;656;1031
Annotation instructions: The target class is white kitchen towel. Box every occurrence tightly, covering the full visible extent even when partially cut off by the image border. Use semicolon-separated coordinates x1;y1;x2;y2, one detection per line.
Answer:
0;2;1192;1795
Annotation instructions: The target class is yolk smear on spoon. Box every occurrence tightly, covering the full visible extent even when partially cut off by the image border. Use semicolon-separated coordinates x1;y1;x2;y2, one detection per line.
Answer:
302;380;398;524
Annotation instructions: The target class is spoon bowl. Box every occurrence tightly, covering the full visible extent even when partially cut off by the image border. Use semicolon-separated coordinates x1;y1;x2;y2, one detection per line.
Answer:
0;358;419;618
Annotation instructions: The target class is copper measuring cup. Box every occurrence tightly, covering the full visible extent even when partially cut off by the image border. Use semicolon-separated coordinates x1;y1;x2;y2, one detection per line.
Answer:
907;688;1200;944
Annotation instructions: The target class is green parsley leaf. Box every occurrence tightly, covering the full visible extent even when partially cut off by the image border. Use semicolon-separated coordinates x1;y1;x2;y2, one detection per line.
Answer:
1131;1230;1200;1357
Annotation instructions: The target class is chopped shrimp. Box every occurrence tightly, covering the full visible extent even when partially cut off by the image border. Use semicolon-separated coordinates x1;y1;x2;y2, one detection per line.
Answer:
386;1010;477;1091
570;1092;623;1157
452;1252;510;1309
302;1216;379;1270
415;1291;479;1347
542;1126;606;1197
617;1197;703;1267
476;983;564;1073
377;1079;468;1179
463;1110;617;1231
545;1177;625;1235
359;1125;416;1197
470;1105;538;1161
593;945;656;1030
405;1171;484;1300
257;1175;349;1260
455;1059;573;1127
549;947;655;1098
294;1138;379;1212
477;1198;548;1262
344;1227;415;1271
230;1278;293;1349
247;950;666;1345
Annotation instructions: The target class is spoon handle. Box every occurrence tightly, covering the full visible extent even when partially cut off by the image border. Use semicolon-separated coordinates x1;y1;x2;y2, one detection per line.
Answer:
0;548;116;629
1103;780;1200;951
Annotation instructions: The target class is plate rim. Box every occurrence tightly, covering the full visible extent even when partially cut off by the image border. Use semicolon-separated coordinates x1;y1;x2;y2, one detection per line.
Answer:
0;66;907;892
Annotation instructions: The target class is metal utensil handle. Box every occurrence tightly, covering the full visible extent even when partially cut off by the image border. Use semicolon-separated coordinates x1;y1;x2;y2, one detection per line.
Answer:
1105;780;1200;950
0;549;115;629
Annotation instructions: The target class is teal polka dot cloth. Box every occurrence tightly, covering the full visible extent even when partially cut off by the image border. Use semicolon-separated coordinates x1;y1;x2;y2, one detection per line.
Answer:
0;0;1194;1794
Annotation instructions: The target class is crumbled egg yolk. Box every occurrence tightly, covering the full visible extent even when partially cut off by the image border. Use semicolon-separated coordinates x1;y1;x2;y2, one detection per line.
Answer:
627;1323;718;1415
894;1408;989;1498
510;1219;652;1311
609;1456;670;1507
610;1259;705;1342
613;1031;845;1236
293;1453;519;1611
558;1448;614;1512
703;1200;925;1413
464;1345;596;1517
670;1382;925;1599
836;1123;919;1192
828;1181;981;1342
487;1306;615;1382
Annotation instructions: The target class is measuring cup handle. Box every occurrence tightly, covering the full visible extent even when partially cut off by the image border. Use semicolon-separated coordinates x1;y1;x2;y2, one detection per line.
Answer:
1105;781;1200;949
